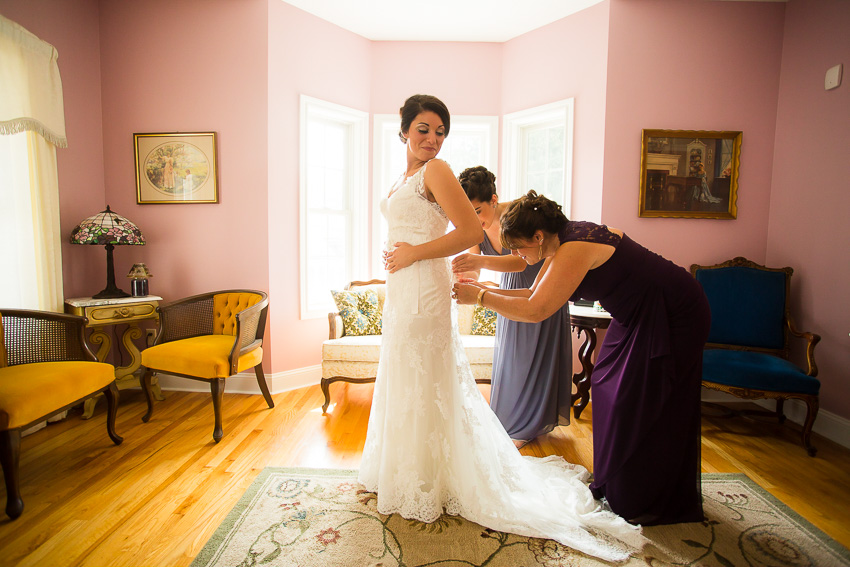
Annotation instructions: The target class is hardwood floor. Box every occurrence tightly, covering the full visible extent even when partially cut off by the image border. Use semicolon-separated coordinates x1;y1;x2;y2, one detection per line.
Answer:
2;384;849;566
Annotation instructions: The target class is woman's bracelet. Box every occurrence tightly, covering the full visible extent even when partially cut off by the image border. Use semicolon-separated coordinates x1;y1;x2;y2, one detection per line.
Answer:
476;288;488;306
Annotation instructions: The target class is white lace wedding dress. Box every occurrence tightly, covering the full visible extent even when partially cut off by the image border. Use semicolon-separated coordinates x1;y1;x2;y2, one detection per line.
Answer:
358;161;643;563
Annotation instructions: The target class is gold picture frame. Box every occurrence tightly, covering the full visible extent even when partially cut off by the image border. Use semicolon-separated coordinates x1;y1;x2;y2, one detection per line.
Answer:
134;132;219;204
639;129;741;219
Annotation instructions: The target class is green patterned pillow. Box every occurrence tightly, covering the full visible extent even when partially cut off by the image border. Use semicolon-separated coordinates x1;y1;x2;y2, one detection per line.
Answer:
331;289;382;336
471;304;497;335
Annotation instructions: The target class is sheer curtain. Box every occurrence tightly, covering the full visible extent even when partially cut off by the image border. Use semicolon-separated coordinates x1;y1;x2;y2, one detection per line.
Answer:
0;14;67;311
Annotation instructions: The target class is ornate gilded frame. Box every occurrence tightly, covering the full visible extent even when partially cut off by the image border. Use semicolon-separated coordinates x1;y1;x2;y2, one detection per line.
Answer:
134;131;219;204
639;129;741;219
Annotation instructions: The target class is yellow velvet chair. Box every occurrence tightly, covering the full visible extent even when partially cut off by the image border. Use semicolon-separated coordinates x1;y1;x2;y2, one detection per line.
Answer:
139;290;273;443
0;309;122;520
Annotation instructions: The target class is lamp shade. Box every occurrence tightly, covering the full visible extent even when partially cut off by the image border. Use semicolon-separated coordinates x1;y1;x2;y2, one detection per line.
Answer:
127;263;153;279
70;206;145;299
70;205;145;245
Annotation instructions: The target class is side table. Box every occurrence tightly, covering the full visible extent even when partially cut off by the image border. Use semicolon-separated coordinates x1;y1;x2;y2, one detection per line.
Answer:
64;295;166;418
569;303;612;419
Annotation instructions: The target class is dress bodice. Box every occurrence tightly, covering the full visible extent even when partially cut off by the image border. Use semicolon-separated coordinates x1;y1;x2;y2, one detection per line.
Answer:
381;162;448;250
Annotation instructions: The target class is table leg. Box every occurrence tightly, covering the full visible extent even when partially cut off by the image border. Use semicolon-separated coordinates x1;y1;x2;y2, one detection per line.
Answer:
571;323;598;419
81;323;164;419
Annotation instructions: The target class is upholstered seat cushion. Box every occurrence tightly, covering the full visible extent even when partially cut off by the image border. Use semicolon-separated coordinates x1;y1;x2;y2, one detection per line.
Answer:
141;335;263;379
0;361;114;430
703;349;820;395
322;334;494;365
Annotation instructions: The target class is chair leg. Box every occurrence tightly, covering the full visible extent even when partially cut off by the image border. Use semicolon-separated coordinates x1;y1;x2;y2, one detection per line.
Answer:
0;429;23;520
103;382;124;446
321;378;331;413
776;398;787;424
210;378;225;443
255;365;274;409
801;396;819;457
140;367;156;423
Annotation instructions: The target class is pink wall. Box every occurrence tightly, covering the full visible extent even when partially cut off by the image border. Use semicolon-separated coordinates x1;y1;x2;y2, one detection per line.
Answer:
96;0;272;359
502;1;610;222
768;0;850;418
266;2;372;371
602;0;785;269
0;0;107;299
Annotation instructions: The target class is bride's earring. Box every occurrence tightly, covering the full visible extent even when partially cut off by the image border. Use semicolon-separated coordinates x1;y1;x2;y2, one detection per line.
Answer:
538;240;543;261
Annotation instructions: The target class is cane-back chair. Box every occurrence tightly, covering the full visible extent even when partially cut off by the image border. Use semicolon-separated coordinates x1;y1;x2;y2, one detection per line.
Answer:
0;309;122;519
691;257;821;456
139;290;273;443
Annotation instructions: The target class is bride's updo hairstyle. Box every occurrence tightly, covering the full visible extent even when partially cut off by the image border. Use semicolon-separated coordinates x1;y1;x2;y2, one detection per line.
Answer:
399;94;451;143
500;190;568;250
458;166;496;202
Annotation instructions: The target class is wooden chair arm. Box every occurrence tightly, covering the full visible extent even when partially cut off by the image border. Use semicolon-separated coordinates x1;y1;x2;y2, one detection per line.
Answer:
787;318;821;377
328;312;344;339
228;300;268;374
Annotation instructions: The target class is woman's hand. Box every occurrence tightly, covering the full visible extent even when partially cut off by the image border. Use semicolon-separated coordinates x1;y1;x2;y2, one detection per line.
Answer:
451;253;482;274
384;242;418;273
452;282;483;305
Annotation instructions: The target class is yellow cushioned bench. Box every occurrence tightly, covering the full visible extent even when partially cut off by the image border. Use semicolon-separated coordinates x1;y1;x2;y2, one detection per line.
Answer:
0;309;122;520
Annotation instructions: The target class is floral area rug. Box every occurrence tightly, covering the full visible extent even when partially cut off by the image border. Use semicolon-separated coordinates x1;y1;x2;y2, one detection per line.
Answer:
190;468;850;567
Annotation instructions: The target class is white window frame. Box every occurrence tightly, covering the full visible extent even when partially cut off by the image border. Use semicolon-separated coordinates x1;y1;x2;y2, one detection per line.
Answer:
371;114;498;277
501;99;574;217
299;95;368;319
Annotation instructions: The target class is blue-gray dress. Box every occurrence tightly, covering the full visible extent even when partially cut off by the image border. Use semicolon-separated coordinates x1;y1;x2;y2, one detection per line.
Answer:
479;236;573;441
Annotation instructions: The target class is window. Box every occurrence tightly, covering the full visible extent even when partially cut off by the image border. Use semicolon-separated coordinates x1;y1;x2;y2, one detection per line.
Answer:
0;133;38;308
371;114;498;277
502;99;574;217
299;96;368;319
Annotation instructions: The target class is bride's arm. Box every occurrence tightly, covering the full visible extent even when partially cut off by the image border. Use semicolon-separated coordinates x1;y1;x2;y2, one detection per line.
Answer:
386;160;482;273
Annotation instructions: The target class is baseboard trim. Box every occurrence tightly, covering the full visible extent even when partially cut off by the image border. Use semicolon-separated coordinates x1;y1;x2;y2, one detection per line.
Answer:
154;365;322;395
700;390;850;450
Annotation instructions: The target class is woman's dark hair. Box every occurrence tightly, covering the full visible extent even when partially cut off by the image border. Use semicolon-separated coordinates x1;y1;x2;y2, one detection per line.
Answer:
458;166;496;202
399;94;450;143
500;190;568;250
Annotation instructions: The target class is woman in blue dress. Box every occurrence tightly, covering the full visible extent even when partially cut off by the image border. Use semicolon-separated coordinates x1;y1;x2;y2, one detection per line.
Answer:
453;190;710;525
452;166;572;449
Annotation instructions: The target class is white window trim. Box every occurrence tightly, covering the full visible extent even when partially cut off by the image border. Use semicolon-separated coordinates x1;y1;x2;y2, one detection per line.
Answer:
501;98;574;217
299;95;368;319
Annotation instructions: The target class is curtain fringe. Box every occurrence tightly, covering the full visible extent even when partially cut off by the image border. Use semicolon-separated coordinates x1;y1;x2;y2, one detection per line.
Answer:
0;118;68;148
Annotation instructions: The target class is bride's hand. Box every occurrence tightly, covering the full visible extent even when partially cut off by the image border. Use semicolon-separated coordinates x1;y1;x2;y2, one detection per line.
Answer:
385;242;417;273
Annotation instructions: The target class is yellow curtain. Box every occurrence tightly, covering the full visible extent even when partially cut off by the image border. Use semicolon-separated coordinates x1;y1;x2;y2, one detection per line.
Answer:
0;14;66;311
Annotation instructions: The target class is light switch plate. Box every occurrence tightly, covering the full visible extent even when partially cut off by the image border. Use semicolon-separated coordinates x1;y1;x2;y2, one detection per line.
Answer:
825;64;842;90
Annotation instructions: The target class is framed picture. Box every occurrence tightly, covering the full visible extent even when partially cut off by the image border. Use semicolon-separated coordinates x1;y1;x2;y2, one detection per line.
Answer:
134;132;218;204
638;129;741;219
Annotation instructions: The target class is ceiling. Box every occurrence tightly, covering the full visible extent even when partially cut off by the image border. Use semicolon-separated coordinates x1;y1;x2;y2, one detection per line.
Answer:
279;0;788;43
278;0;607;42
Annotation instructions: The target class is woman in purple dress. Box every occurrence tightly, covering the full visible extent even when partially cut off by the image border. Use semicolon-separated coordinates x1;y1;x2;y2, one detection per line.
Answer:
453;190;710;525
451;166;572;448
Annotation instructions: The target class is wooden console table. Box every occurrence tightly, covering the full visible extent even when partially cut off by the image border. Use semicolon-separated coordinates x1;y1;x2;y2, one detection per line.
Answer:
569;303;612;419
65;295;165;418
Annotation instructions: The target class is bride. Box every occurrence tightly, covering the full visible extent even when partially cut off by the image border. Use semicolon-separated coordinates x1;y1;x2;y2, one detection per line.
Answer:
358;94;643;562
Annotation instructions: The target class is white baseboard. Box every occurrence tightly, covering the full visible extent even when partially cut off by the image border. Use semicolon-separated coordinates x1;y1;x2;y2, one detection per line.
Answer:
153;365;322;395
701;390;850;451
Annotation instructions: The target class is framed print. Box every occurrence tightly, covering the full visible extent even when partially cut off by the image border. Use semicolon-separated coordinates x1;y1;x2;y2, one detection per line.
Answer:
638;129;741;219
134;132;218;204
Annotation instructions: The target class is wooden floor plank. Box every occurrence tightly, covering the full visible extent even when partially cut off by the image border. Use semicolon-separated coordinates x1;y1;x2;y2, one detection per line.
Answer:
1;384;849;566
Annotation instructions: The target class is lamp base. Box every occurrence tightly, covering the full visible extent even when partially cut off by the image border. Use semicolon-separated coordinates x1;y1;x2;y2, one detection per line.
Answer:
93;286;130;300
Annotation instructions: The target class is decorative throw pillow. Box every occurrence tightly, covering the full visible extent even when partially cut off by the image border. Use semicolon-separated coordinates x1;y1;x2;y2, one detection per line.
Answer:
471;304;497;336
331;289;382;336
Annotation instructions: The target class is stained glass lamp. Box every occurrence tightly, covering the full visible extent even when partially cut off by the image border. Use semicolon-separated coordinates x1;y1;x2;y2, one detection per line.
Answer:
70;206;145;299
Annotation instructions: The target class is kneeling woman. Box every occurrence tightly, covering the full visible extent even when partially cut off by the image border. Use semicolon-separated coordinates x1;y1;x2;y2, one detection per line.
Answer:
453;191;710;525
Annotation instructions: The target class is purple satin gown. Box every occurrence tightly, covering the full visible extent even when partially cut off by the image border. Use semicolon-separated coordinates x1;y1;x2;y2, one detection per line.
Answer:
562;221;710;525
479;236;572;441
